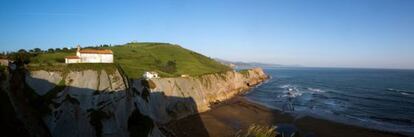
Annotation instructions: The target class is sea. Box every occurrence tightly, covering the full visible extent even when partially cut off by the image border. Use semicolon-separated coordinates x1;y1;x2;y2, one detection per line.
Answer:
245;67;414;135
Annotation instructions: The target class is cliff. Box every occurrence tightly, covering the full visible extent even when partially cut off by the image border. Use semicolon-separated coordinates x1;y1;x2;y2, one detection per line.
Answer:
1;67;268;137
146;68;268;122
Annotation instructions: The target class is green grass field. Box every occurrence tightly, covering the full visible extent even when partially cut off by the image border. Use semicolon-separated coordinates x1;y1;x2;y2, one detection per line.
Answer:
29;42;232;79
30;51;74;65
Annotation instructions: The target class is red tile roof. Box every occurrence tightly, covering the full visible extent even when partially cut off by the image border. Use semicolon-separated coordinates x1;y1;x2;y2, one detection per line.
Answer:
79;49;113;54
65;56;80;59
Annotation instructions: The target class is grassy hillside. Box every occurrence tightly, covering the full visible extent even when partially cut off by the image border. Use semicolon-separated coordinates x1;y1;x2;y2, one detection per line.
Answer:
30;51;74;65
28;42;232;79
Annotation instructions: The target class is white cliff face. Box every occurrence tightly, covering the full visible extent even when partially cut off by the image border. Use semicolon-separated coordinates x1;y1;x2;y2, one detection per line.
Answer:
25;69;162;137
23;68;267;137
146;68;269;123
25;70;63;96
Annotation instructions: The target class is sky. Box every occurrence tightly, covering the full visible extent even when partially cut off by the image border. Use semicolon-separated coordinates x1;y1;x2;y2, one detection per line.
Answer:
0;0;413;69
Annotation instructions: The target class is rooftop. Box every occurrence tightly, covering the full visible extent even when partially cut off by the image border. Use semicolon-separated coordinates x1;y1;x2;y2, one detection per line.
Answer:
79;49;113;54
65;56;80;59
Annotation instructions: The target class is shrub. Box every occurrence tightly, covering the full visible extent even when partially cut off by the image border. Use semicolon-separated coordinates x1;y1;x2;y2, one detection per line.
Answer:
160;60;177;73
236;124;278;137
10;51;32;65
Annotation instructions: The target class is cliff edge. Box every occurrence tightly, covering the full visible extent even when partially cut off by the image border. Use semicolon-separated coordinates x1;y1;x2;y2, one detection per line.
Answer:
2;66;268;137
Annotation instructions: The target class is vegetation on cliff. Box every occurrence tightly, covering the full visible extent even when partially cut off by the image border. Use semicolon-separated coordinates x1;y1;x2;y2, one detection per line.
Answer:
10;42;231;79
236;124;278;137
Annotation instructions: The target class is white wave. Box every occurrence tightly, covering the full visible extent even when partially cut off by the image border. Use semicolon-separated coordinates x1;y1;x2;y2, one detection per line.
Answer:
281;92;302;98
387;88;413;96
387;88;410;93
307;87;325;93
277;84;303;98
279;84;293;89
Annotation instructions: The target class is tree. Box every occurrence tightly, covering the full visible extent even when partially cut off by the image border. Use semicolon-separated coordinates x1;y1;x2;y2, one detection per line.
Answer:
18;49;27;53
11;50;31;66
55;48;61;52
34;48;42;53
47;48;54;53
62;47;69;52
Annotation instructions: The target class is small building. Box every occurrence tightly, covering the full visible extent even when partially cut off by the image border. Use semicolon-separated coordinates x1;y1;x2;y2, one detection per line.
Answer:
143;71;159;79
64;56;81;64
181;74;189;77
65;45;113;64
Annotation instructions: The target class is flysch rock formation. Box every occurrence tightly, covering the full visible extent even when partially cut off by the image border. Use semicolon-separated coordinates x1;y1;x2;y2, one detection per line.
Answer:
3;67;268;137
148;68;268;123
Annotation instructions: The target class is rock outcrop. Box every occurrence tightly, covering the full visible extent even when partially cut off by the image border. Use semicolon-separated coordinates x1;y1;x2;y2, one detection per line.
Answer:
3;67;268;137
146;68;268;123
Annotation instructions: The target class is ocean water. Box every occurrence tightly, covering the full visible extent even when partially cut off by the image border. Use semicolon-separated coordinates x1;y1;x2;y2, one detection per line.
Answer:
245;67;414;135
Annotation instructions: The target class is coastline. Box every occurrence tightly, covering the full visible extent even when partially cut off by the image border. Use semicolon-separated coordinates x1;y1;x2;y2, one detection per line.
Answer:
166;96;407;137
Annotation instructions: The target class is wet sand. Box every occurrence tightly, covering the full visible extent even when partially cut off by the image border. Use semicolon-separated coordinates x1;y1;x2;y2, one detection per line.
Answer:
166;97;407;137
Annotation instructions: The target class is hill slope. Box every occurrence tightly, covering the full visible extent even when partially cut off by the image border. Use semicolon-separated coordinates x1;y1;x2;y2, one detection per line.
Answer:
106;42;231;78
29;42;232;79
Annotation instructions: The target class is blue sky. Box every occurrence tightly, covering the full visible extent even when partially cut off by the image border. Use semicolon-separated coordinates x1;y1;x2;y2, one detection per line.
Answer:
1;0;413;69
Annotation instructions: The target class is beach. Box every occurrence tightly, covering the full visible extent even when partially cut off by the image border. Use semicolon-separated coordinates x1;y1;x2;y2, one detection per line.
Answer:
166;96;407;137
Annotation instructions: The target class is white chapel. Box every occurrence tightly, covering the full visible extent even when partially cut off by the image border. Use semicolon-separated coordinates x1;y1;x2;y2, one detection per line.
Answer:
65;45;114;63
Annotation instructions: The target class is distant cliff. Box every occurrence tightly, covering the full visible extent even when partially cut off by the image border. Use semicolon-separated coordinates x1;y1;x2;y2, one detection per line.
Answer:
1;66;268;137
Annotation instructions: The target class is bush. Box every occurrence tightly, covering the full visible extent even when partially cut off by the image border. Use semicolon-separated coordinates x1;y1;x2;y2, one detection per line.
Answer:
9;50;32;66
236;124;278;137
0;65;5;71
160;60;177;73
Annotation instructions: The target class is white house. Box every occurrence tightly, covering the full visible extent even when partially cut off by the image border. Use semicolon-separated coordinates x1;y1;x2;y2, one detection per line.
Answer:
143;71;159;79
65;45;113;64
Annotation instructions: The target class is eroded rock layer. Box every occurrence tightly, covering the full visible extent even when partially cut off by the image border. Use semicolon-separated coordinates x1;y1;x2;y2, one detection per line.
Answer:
3;67;267;137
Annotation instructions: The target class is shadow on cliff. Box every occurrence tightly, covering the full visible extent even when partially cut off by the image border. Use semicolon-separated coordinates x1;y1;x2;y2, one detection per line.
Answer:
0;70;31;137
133;80;210;137
2;67;210;137
137;92;210;137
